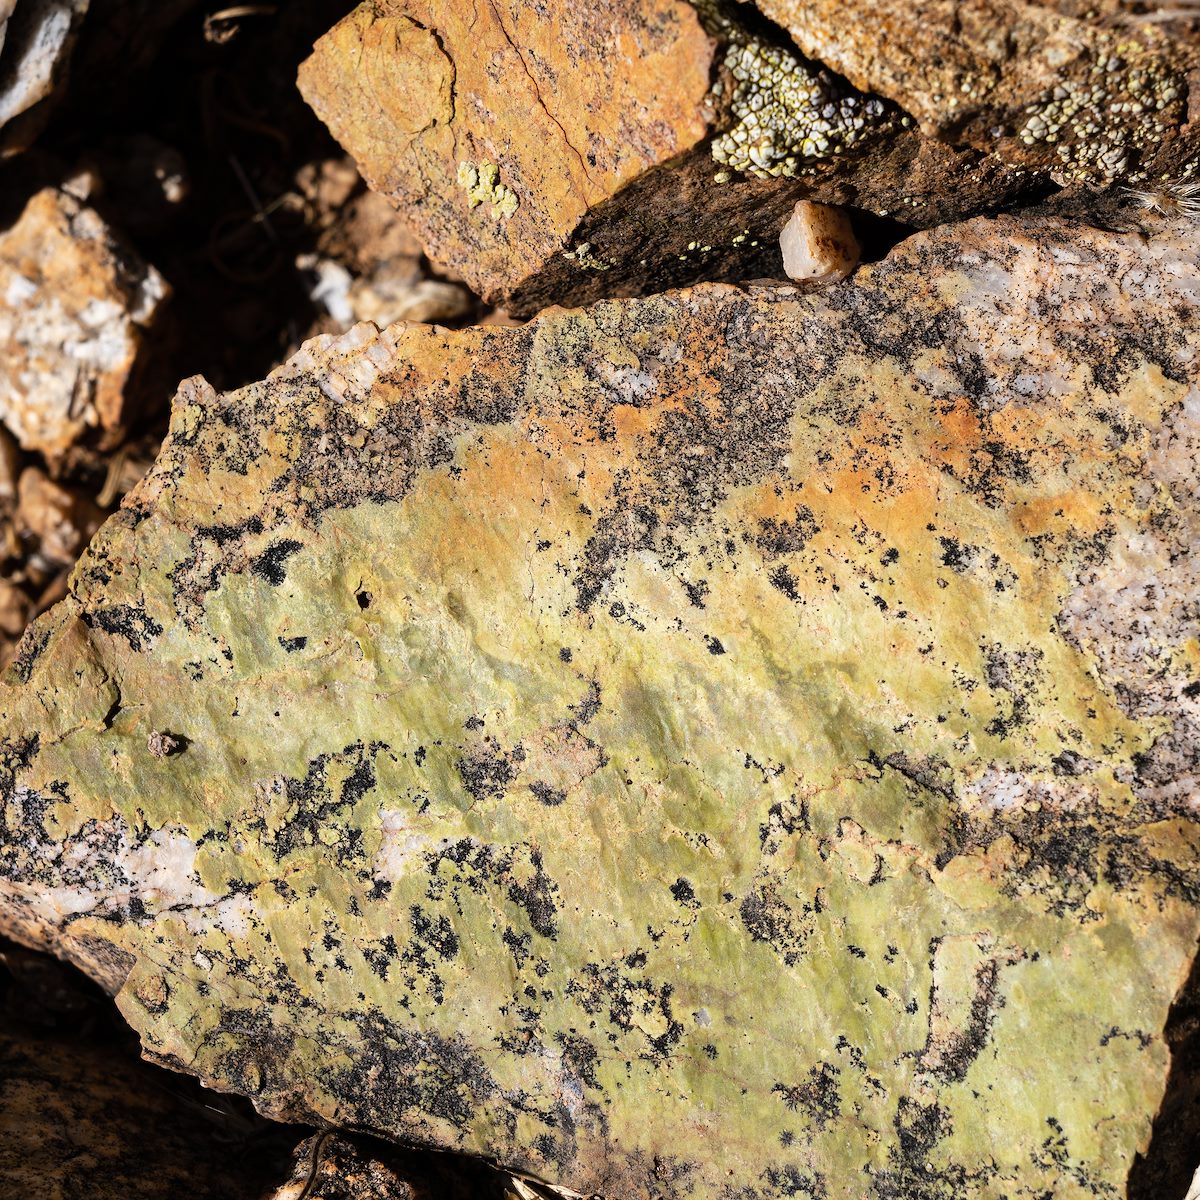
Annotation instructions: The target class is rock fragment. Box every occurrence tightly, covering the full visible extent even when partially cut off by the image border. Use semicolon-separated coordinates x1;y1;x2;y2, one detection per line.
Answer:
0;0;89;155
2;214;1200;1198
779;199;859;282
15;465;100;566
297;0;1039;314
0;186;169;457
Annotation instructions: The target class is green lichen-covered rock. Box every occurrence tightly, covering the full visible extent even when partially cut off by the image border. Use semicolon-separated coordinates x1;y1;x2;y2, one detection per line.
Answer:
2;213;1200;1198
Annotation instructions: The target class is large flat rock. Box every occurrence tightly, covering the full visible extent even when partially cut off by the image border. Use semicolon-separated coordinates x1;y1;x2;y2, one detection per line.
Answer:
2;213;1200;1197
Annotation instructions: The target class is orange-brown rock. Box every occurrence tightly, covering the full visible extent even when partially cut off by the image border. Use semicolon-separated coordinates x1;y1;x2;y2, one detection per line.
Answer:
298;0;1040;315
0;187;169;457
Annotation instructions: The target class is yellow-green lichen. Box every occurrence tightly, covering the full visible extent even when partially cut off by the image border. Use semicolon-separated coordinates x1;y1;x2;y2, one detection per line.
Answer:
563;240;612;271
693;0;892;178
457;159;520;220
1016;44;1184;184
4;216;1200;1200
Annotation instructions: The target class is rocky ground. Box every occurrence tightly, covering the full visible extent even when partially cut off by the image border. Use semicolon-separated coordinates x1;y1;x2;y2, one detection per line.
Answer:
2;2;1200;1198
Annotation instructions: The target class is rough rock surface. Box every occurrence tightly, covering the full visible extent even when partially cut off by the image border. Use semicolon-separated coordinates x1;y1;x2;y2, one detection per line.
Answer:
0;186;169;457
2;213;1200;1198
298;0;1040;315
0;0;88;155
755;0;1200;189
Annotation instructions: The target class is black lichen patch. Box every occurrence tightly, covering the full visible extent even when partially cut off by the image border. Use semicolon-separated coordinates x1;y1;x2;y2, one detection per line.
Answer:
80;604;164;653
761;1164;828;1199
8;620;53;683
567;957;684;1063
421;838;560;941
507;850;560;939
917;945;1005;1083
249;538;304;585
739;875;815;967
323;1009;499;1134
456;740;520;804
870;1098;966;1200
278;635;308;652
755;507;820;558
982;644;1044;738
363;934;399;980
530;781;566;807
256;741;386;861
773;1062;841;1128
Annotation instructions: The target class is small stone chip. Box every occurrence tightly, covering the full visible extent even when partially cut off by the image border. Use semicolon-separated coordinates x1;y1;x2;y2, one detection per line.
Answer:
779;200;860;284
147;730;183;758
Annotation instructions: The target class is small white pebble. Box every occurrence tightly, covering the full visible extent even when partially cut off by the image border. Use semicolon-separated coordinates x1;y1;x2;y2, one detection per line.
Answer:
779;200;860;284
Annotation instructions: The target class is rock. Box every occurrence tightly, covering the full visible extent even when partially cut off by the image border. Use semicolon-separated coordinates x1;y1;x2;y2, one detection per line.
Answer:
299;254;475;332
0;0;89;156
2;213;1200;1199
0;187;169;457
298;167;480;333
0;423;20;508
297;0;1039;315
15;465;101;567
778;200;859;283
0;579;27;638
753;0;1200;189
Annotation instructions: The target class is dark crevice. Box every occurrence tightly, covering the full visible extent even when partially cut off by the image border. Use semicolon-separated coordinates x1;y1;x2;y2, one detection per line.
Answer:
1128;940;1200;1200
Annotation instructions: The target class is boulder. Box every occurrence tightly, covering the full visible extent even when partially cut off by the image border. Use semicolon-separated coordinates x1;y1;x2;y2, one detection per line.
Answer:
2;212;1200;1198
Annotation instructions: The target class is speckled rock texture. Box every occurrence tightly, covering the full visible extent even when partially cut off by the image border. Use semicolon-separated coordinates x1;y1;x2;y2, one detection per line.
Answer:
0;186;169;457
754;0;1200;190
297;0;1039;315
2;212;1200;1198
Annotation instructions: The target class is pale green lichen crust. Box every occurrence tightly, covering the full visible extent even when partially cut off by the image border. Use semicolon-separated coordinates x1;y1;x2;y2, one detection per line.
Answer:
2;214;1200;1199
456;160;520;220
1016;44;1184;184
694;0;893;178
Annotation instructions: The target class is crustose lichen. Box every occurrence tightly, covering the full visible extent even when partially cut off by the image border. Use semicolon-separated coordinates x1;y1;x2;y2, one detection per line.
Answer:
457;160;519;220
692;0;894;179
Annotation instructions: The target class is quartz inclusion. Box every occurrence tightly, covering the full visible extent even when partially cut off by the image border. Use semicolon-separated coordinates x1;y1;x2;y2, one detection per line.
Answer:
2;214;1200;1199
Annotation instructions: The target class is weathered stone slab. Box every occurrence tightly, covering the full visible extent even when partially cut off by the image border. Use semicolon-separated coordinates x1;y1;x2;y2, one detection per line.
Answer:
297;0;1038;315
2;213;1200;1198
